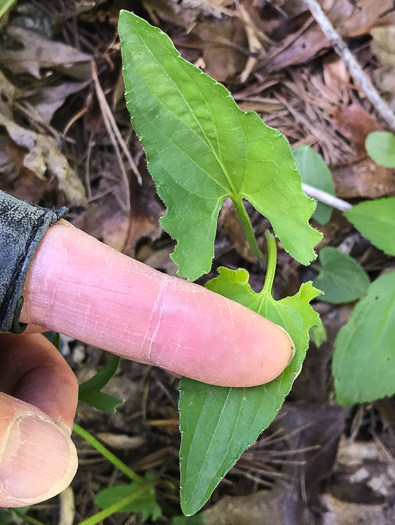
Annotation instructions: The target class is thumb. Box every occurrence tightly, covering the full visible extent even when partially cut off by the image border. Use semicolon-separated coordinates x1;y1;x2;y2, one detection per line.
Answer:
0;393;77;508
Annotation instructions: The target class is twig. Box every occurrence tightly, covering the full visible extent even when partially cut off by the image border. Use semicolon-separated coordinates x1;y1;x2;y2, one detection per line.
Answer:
84;133;93;200
303;0;395;133
91;62;142;188
302;182;351;212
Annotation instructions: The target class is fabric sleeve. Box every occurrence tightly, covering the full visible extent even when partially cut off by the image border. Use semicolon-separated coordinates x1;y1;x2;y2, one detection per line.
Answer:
0;191;67;334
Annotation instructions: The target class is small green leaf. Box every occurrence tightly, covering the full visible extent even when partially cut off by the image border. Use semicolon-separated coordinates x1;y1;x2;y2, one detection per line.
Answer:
52;332;61;351
365;131;395;168
313;247;370;304
171;515;206;525
293;145;335;224
179;268;321;515
79;357;123;414
344;197;395;256
0;507;31;525
95;480;162;521
0;510;12;525
333;270;395;406
119;11;321;281
310;317;327;347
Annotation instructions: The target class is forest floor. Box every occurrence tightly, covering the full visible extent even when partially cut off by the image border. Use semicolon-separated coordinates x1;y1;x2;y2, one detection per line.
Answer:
1;1;395;524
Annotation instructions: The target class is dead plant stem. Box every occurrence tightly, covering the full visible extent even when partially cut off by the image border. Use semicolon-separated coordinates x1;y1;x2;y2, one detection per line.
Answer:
302;182;351;212
303;0;395;133
91;62;142;210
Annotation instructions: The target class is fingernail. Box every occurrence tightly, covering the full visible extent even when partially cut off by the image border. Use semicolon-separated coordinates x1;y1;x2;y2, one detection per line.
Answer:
0;416;77;505
287;343;296;366
274;323;295;366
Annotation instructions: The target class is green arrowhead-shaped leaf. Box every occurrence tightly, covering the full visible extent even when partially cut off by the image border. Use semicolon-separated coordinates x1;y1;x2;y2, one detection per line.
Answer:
333;270;395;406
365;131;395;168
293;145;335;225
344;197;395;257
179;267;321;515
119;11;321;281
79;357;123;414
314;247;370;304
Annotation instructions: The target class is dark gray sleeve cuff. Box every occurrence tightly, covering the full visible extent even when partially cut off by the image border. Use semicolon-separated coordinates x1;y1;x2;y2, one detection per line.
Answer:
0;191;67;334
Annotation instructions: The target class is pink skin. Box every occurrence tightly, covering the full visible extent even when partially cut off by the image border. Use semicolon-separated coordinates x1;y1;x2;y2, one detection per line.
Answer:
0;391;77;508
0;220;293;507
0;335;78;507
0;334;78;431
20;221;294;387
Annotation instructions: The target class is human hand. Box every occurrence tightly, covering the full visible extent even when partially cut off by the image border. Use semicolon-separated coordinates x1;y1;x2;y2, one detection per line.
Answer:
0;221;293;507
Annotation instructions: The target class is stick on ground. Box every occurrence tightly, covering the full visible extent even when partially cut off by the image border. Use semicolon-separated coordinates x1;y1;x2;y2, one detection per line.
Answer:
304;0;395;133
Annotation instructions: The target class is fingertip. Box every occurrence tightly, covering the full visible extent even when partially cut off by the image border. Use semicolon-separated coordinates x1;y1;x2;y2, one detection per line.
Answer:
146;281;295;387
0;394;77;507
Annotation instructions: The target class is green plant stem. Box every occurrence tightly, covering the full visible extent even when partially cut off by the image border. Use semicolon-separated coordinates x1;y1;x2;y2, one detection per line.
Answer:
232;198;265;265
261;231;277;299
77;482;155;525
13;511;45;525
73;424;143;482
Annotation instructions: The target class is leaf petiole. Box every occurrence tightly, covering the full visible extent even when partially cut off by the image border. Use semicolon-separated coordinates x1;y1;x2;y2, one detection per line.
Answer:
232;198;265;267
260;231;277;300
11;512;45;525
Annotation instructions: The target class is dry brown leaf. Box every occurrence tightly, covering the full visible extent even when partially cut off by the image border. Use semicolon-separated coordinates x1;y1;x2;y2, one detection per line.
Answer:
373;66;395;95
195;19;247;82
376;395;395;426
82;207;129;252
370;24;395;103
320;494;395;525
0;25;91;78
323;59;350;100
332;157;395;199
267;0;393;71
371;25;395;67
314;210;353;251
332;0;393;37
80;161;161;254
2;141;50;203
0;69;21;117
328;436;395;507
0;112;86;206
99;212;131;252
27;81;87;123
238;3;264;83
268;25;328;71
143;0;230;29
0;136;12;172
331;102;384;154
137;243;179;276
